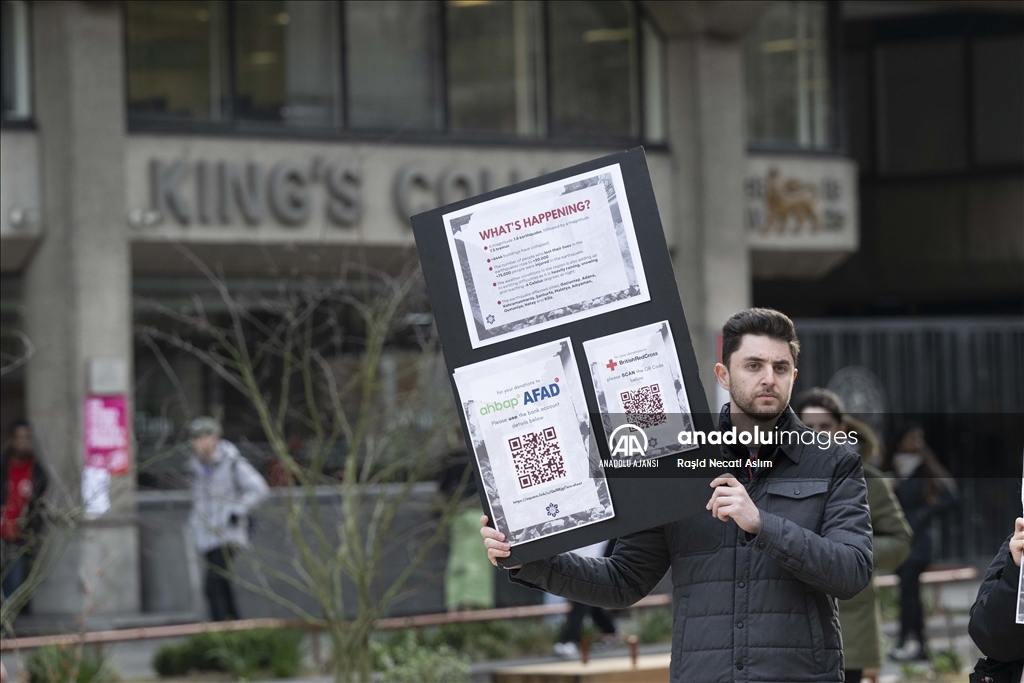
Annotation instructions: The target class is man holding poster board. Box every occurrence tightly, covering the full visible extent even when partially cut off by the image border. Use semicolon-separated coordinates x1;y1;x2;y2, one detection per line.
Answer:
416;150;871;681
482;308;873;683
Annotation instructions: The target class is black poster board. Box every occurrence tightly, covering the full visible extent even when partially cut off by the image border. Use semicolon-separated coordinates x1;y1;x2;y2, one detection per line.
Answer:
412;147;719;567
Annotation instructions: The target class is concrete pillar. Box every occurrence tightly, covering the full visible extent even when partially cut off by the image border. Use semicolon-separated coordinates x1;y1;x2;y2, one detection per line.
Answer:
653;1;759;408
25;1;138;617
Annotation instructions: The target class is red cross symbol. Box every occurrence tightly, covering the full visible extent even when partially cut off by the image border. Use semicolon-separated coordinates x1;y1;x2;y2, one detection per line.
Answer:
605;359;618;371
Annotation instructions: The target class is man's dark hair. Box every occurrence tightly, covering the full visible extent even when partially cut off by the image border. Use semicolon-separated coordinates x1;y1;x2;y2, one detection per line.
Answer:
721;307;800;369
8;418;30;436
792;388;845;423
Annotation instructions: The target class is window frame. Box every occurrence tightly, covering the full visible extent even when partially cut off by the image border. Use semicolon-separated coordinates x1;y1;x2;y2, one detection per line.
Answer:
638;7;669;145
124;0;668;150
744;1;845;157
0;0;35;127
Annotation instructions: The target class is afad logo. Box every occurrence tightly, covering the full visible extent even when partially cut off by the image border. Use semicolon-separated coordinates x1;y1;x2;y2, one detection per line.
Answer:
479;378;561;415
609;424;648;457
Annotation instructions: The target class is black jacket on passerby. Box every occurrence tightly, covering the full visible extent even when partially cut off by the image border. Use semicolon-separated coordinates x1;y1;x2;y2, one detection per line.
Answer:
0;448;48;550
893;466;956;564
508;406;873;683
968;533;1024;668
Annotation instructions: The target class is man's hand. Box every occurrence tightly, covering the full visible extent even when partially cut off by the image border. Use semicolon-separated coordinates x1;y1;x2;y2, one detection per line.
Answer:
480;515;522;569
707;474;763;535
1010;517;1024;568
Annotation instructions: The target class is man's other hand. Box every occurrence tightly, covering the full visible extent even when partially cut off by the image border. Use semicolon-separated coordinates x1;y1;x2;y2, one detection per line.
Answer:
707;474;763;534
1010;517;1024;568
480;515;522;569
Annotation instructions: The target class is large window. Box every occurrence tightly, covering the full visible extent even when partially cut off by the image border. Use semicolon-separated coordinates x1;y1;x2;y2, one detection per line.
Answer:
548;0;639;137
233;1;340;126
1;0;32;121
744;1;834;150
125;0;665;143
127;0;340;125
126;1;229;120
346;0;443;131
972;36;1024;168
446;0;543;136
875;40;966;174
846;17;1024;177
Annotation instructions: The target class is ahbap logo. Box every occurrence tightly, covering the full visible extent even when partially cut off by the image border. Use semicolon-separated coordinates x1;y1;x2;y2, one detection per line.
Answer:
546;502;559;518
486;314;495;324
609;423;648;457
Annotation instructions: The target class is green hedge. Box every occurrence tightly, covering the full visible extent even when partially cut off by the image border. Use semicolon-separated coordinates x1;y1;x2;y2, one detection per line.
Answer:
25;644;116;683
371;631;470;683
152;628;302;680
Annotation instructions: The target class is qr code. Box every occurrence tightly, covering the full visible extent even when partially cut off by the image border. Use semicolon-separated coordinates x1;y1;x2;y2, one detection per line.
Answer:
508;426;567;489
620;383;667;429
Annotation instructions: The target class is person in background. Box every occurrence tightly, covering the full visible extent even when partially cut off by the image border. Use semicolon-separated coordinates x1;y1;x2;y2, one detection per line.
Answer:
843;414;885;469
794;389;913;683
967;517;1024;682
1;419;48;610
883;424;957;662
266;435;305;487
188;417;269;621
552;539;619;659
438;446;494;612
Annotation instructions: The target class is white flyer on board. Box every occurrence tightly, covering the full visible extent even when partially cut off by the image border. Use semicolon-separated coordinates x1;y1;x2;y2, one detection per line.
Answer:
583;321;696;460
454;338;614;545
443;163;649;348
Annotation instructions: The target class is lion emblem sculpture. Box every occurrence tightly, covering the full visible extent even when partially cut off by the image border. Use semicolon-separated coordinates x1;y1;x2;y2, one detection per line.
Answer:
763;167;821;233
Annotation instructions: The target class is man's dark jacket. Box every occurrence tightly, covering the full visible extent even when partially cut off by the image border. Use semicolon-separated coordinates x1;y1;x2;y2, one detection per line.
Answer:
0;448;49;549
968;533;1024;665
509;406;873;683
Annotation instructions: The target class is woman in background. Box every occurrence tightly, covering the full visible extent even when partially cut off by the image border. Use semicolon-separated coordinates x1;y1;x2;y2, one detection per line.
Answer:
794;390;913;682
884;425;958;662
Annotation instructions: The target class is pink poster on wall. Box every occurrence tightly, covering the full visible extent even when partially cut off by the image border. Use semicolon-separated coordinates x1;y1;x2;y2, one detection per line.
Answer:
84;395;130;476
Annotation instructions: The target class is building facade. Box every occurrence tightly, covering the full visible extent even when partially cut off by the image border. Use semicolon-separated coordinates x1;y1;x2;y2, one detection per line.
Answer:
0;0;1020;621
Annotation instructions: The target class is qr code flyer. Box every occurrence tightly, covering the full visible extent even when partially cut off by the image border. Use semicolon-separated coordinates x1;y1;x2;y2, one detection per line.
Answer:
583;320;697;460
453;338;614;546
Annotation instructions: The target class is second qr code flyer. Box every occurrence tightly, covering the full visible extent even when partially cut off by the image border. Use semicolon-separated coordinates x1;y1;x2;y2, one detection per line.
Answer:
453;338;614;546
583;321;697;460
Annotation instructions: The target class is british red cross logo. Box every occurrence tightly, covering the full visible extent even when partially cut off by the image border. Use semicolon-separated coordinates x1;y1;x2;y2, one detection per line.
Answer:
605;359;618;371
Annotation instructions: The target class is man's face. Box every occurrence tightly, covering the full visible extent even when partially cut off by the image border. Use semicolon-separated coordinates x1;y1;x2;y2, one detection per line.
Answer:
715;334;797;422
799;407;845;436
10;426;32;456
191;434;219;463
